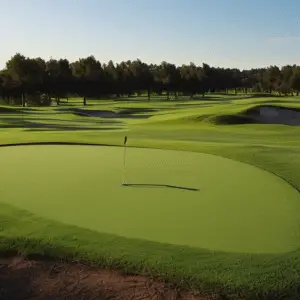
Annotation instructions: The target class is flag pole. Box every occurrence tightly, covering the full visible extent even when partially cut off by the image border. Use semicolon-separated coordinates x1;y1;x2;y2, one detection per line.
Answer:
122;136;128;185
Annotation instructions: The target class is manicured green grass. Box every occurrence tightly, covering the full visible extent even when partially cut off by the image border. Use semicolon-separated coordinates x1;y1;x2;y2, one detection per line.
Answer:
1;145;299;255
1;94;300;299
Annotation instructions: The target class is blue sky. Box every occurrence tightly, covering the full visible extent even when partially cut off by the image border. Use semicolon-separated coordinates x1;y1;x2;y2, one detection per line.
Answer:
1;0;300;70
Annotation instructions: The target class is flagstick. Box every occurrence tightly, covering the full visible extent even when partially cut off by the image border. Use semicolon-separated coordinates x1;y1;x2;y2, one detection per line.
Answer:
122;144;127;185
122;136;128;185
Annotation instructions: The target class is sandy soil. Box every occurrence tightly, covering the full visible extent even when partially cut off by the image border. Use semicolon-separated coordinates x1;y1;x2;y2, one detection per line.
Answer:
0;256;216;300
249;105;300;126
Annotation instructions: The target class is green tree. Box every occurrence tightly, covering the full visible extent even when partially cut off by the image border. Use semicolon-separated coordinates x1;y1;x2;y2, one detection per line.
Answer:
291;66;300;96
46;58;71;105
262;66;281;94
279;65;294;95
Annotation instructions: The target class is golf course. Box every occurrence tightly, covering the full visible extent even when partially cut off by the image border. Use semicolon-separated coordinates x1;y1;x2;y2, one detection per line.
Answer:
1;94;300;299
2;0;300;297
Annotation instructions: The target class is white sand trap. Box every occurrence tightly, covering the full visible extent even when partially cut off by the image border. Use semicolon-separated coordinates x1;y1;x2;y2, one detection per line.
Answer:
249;105;300;126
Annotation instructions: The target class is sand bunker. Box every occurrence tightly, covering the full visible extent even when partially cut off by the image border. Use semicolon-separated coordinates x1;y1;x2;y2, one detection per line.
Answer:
249;105;300;126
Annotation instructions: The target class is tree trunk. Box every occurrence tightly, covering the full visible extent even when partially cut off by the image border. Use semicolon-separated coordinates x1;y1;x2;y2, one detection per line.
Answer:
167;91;170;101
83;96;87;106
175;91;178;100
22;93;25;107
3;95;9;105
147;89;151;101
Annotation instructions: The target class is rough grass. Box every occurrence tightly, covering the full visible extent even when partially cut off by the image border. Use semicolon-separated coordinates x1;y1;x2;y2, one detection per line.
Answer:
1;94;300;299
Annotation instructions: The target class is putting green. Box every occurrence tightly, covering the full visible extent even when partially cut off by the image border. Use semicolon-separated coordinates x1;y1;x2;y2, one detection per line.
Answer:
1;145;300;254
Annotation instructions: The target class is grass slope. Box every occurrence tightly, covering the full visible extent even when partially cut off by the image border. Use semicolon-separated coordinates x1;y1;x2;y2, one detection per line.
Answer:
1;95;300;299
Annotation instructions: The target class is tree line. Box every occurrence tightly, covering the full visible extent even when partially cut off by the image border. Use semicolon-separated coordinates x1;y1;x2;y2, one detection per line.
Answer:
1;53;300;106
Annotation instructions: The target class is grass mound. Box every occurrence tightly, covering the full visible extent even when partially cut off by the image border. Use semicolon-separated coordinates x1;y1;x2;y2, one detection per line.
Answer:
188;104;300;126
178;110;256;125
207;114;256;125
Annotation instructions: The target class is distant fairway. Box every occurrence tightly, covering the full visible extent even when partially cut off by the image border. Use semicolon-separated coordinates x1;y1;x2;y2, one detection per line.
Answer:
1;144;300;254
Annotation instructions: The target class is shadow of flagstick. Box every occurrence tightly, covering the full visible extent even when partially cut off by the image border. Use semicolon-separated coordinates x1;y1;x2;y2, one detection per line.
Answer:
122;183;199;192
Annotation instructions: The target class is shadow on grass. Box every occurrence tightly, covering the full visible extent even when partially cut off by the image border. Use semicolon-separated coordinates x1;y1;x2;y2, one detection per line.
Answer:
122;183;199;192
23;120;123;131
190;96;233;101
0;117;124;131
117;108;159;114
173;103;223;108
1;116;123;125
0;107;40;114
0;122;122;131
35;117;122;125
24;126;122;132
170;95;247;102
55;99;144;108
241;99;300;106
70;108;154;119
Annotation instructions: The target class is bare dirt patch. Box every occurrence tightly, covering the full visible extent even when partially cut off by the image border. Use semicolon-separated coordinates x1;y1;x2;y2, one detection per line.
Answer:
0;256;216;300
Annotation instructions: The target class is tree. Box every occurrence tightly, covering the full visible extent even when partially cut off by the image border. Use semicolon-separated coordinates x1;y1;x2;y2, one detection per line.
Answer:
179;63;203;98
46;58;72;104
102;60;118;96
2;52;300;105
129;59;153;99
3;53;47;106
262;66;281;94
71;56;103;105
279;65;293;95
291;66;300;96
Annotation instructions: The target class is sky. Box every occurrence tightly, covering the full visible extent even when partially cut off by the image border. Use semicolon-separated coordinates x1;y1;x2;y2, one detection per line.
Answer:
1;0;300;70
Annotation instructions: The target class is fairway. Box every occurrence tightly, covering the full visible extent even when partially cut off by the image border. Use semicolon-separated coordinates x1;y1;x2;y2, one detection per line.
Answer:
1;144;300;254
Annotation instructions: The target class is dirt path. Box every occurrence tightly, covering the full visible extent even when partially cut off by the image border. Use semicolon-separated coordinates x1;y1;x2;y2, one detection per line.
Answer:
0;256;216;300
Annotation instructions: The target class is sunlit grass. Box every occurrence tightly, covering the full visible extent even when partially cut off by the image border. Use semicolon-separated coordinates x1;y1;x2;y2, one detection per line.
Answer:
1;94;300;299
